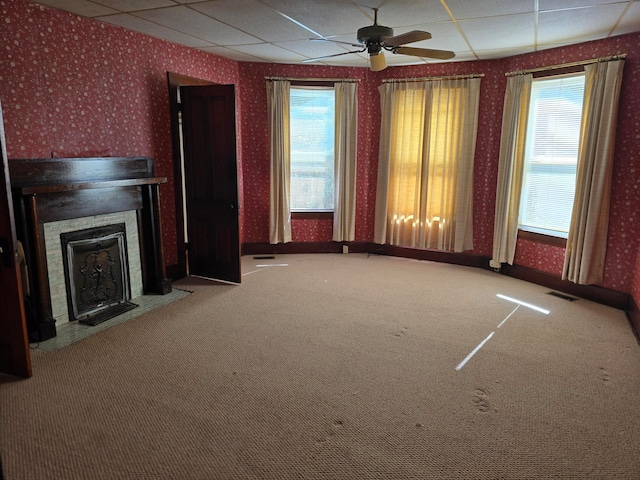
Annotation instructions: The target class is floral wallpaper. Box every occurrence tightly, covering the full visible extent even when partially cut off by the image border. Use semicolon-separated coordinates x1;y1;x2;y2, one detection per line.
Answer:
2;0;640;306
0;0;241;267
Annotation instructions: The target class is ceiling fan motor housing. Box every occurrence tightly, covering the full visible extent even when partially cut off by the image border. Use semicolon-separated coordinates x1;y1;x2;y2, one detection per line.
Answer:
357;24;394;46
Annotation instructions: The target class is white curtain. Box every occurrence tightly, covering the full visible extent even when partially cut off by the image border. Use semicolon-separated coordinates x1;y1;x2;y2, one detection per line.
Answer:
562;59;625;284
490;74;532;268
266;80;291;244
374;78;480;252
333;82;358;242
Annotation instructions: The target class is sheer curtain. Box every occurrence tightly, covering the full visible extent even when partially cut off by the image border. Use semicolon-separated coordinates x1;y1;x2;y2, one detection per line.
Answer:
266;80;292;244
562;59;625;284
490;74;532;268
374;77;480;252
333;82;358;242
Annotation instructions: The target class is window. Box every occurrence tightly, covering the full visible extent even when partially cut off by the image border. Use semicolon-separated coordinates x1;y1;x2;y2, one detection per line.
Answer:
289;87;335;212
519;73;585;238
374;77;480;252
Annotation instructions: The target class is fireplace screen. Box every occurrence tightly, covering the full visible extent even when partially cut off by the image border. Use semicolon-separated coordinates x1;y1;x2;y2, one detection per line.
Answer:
61;224;137;326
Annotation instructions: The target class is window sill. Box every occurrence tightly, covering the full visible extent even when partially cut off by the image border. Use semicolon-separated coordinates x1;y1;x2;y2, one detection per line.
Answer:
518;229;567;248
291;211;333;220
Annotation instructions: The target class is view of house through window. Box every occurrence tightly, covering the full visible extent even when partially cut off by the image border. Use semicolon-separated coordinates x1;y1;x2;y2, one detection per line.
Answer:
290;87;335;212
519;73;585;237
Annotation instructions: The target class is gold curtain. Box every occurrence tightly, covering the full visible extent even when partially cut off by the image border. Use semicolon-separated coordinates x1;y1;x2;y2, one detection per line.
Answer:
266;80;292;244
490;74;532;267
562;59;625;284
374;78;480;252
333;82;358;242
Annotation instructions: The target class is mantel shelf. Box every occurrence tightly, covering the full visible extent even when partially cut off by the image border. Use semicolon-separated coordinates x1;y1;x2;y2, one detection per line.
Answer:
17;176;167;195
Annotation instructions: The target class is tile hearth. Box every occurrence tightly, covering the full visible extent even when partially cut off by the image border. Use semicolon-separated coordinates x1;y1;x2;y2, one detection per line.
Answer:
32;288;190;352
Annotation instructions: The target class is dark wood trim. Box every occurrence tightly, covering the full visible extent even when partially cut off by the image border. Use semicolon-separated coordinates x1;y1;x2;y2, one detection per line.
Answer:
242;241;489;268
291;80;334;87
8;157;155;186
369;244;491;269
241;242;633;315
18;177;166;195
165;263;181;281
500;263;629;310
243;241;347;255
518;229;567;248
626;296;640;345
532;65;585;78
291;211;333;220
0;101;32;377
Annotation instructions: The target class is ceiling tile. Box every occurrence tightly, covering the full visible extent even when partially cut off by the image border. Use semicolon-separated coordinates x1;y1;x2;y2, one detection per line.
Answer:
260;0;370;37
199;46;268;62
229;42;309;63
444;0;534;19
539;0;624;11
537;4;627;46
190;0;314;42
96;13;213;48
133;5;263;45
276;38;363;61
614;2;640;36
459;13;535;51
34;0;119;17
93;0;176;12
361;0;453;27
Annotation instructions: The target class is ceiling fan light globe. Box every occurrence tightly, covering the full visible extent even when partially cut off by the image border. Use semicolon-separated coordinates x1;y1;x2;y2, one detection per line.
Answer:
370;52;386;71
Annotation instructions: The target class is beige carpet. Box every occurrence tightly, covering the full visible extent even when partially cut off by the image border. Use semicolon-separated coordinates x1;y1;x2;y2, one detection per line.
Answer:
1;253;639;479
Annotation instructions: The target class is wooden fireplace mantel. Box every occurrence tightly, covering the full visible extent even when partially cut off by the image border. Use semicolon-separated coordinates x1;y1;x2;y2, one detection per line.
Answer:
9;157;171;339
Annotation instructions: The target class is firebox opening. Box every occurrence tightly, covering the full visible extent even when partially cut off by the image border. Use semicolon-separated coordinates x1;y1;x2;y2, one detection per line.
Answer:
61;224;137;326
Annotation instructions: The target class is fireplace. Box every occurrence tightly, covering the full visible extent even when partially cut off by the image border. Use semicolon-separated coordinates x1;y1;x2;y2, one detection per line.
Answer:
61;223;137;326
9;157;172;341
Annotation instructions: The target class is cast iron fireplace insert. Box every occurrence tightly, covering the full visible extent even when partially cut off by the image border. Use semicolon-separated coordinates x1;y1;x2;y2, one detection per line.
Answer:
60;223;137;326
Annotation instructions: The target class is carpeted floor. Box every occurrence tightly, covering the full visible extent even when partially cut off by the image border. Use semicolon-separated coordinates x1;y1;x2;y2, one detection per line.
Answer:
1;253;639;479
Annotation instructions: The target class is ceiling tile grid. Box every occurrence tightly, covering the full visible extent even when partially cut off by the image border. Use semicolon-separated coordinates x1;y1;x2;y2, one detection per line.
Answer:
28;0;640;68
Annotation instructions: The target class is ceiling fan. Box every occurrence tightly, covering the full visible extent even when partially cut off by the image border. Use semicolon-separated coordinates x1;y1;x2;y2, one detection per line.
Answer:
304;8;455;71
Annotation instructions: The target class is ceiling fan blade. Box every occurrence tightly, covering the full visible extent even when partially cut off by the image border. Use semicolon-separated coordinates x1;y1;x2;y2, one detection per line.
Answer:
302;50;365;63
384;30;431;47
395;46;455;60
310;38;363;48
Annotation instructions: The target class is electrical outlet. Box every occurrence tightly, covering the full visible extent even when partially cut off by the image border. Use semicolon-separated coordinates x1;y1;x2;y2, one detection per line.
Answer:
342;245;349;254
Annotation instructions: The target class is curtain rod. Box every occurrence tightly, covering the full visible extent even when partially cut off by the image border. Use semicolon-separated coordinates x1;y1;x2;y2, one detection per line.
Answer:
505;54;626;76
382;73;484;83
265;76;360;82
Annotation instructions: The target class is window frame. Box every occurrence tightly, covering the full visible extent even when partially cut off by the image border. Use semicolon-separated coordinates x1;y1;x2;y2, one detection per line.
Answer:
289;80;336;216
517;65;585;243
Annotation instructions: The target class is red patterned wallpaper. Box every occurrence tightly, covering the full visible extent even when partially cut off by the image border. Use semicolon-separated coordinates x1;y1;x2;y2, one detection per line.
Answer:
3;0;640;305
0;0;241;267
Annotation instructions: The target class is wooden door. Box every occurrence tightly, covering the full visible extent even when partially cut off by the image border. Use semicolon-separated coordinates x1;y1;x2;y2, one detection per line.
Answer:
0;100;32;378
180;85;241;283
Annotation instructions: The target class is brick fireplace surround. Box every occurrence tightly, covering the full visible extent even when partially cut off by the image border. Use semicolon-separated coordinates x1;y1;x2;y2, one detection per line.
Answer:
9;157;171;341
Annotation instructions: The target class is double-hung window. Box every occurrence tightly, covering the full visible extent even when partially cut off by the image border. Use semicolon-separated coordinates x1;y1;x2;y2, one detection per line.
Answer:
267;79;358;244
289;86;335;213
374;77;481;252
518;73;586;238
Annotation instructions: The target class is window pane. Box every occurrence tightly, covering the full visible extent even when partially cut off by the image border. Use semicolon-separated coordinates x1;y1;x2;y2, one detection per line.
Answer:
290;87;335;211
519;74;585;237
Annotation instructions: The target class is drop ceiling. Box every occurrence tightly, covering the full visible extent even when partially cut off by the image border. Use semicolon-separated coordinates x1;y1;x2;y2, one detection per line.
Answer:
30;0;640;68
